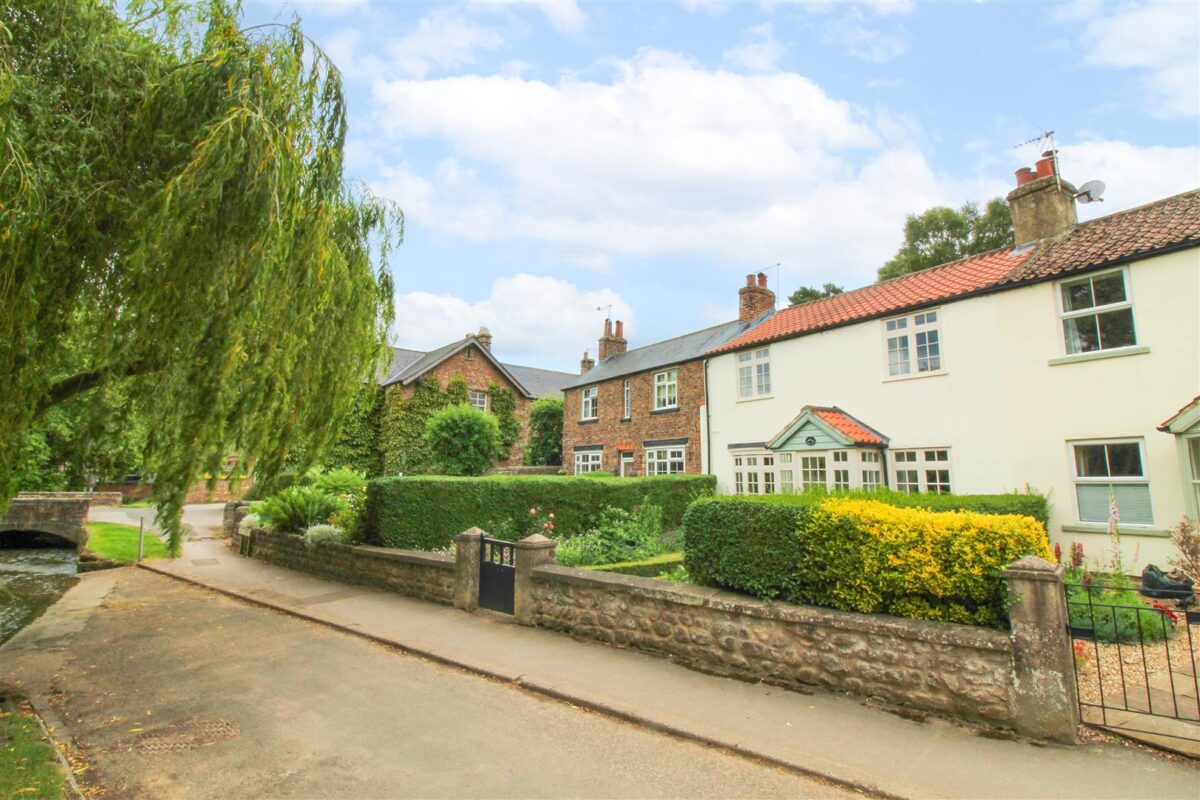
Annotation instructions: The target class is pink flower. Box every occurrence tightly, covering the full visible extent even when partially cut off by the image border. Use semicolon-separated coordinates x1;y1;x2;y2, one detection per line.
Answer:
529;508;537;515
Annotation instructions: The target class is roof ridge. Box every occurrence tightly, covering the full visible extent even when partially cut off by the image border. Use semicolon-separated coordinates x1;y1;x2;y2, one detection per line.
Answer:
596;317;745;361
1070;187;1200;228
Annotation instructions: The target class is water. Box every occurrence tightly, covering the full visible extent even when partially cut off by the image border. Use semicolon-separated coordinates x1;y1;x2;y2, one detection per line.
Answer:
0;536;79;644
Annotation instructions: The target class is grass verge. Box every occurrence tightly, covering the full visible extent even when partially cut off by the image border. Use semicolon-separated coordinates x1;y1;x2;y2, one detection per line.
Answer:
85;521;169;563
0;707;68;800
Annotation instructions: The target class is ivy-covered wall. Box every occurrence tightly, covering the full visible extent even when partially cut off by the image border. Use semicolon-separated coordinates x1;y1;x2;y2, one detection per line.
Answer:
326;382;384;477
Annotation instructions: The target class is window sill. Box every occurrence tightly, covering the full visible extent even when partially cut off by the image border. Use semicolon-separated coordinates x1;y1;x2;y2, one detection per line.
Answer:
620;417;632;423
882;369;947;384
1060;523;1168;538
578;418;599;425
736;394;774;404
1048;345;1149;367
650;406;680;415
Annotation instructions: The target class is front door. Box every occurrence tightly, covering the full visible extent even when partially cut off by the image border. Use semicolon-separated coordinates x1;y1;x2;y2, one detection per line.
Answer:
619;452;634;477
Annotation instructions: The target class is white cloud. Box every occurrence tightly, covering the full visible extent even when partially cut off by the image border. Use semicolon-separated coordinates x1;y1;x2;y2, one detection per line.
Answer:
391;274;632;369
290;0;369;17
679;0;731;14
1055;139;1200;220
1073;1;1199;118
472;0;587;34
761;0;914;16
822;17;909;63
723;23;786;73
388;8;505;79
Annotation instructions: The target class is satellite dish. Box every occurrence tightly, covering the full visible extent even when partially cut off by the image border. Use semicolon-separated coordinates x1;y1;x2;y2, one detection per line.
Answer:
1075;179;1106;204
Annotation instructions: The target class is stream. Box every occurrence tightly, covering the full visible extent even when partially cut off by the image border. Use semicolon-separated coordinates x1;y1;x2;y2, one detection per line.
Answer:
0;535;79;645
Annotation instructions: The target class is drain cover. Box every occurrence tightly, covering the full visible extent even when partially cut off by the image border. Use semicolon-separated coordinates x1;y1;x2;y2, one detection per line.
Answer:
133;717;239;754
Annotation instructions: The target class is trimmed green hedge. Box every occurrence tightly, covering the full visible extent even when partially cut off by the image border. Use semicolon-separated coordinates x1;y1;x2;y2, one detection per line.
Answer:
584;552;684;577
743;488;1050;526
683;490;1052;627
363;474;716;550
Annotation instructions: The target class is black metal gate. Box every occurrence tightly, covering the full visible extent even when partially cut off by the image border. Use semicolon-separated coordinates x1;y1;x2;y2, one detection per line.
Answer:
1065;575;1199;751
479;537;515;614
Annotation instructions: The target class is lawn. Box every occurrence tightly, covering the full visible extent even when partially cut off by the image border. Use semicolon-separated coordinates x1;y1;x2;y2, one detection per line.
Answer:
85;521;169;563
0;708;68;800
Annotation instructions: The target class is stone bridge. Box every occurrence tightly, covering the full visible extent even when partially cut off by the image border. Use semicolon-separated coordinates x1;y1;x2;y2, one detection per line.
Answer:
0;496;90;550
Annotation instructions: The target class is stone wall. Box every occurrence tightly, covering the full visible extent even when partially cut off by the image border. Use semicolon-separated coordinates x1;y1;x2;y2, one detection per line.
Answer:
528;565;1015;727
17;491;122;507
242;528;455;605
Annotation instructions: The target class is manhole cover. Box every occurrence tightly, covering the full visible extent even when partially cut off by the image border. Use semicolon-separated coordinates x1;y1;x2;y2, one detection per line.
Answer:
190;558;220;567
133;716;239;754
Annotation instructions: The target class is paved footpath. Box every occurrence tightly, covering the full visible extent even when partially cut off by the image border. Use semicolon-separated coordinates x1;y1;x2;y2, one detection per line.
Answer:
137;539;1200;799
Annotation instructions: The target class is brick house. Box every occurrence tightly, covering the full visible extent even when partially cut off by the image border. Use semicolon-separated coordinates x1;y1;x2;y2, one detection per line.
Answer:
560;278;775;476
381;328;574;467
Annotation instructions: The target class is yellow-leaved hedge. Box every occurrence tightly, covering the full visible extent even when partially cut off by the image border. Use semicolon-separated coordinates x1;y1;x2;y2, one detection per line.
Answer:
796;498;1053;626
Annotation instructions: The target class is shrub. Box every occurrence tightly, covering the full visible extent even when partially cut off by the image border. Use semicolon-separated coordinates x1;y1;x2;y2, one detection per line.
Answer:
424;404;501;476
555;504;668;567
1169;516;1200;577
363;474;715;550
312;467;367;498
1065;574;1176;644
238;512;262;535
684;495;1051;627
750;488;1050;527
253;486;343;534
304;523;346;552
583;552;685;577
525;397;564;466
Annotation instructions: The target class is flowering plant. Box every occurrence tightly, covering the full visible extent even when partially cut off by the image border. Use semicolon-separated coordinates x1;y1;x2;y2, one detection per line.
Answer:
1073;641;1090;664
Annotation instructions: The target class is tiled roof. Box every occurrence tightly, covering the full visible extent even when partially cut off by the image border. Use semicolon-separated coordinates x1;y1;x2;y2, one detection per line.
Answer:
811;407;886;446
1006;189;1200;283
561;317;757;390
1158;396;1200;432
379;342;575;399
714;188;1200;354
713;247;1029;353
505;363;577;399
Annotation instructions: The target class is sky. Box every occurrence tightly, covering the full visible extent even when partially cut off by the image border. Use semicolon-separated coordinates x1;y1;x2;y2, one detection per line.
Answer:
241;0;1200;373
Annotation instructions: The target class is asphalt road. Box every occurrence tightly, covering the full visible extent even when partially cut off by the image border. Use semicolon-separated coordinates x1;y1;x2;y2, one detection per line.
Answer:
0;568;857;799
88;502;226;540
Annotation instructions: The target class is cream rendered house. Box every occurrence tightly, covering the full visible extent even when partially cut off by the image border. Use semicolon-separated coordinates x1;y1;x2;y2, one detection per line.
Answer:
703;159;1200;569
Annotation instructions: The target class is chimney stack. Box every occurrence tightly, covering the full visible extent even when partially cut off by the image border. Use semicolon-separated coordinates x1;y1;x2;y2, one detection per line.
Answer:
1006;152;1078;245
580;350;595;374
739;272;776;322
598;318;628;361
475;326;492;351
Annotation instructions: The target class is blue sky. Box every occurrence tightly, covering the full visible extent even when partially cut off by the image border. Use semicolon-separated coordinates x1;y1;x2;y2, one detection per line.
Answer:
243;0;1199;372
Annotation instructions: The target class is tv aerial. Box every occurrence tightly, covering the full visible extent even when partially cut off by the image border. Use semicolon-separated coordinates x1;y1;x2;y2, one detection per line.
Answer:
596;303;613;320
1075;179;1106;204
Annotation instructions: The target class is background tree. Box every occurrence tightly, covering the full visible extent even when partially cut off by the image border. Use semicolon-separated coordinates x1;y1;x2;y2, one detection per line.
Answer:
877;199;1013;282
788;283;844;306
424;405;501;477
0;1;399;551
525;397;564;466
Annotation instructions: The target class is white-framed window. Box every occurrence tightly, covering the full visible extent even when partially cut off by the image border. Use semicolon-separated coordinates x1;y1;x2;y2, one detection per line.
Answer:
884;310;941;377
1188;437;1200;515
654;370;678;410
734;457;745;494
574;450;603;473
623;379;631;419
862;451;880;464
1071;439;1152;525
733;452;772;494
737;348;771;399
833;469;850;490
581;386;598;420
862;469;881;490
779;453;794;493
832;451;848;463
800;456;827;490
469;390;488;412
646;446;686;475
1058;268;1136;355
892;449;952;493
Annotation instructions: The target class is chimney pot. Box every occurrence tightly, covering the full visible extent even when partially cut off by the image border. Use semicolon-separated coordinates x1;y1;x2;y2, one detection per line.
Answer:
756;272;767;288
475;326;493;351
603;318;613;337
615;320;625;339
745;274;755;287
580;350;595;374
1035;156;1056;178
1015;167;1035;187
738;273;776;322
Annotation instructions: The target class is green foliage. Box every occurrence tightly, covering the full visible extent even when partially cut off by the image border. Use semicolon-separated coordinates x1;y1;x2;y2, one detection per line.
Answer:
525;397;564;466
877;199;1013;281
424;404;501;476
582;552;685;577
788;283;844;306
684;495;1052;627
380;379;457;475
363;474;716;550
1066;570;1176;644
311;467;367;498
753;487;1050;526
445;375;470;405
253;486;343;534
0;709;67;800
488;381;521;460
555;504;670;567
327;384;383;477
85;521;169;563
304;523;346;552
0;1;400;554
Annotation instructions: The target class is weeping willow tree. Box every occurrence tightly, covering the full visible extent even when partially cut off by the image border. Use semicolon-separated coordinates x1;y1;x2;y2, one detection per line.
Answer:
0;1;400;552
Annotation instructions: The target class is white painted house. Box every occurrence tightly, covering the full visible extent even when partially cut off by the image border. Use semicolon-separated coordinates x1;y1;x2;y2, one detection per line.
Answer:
702;160;1200;570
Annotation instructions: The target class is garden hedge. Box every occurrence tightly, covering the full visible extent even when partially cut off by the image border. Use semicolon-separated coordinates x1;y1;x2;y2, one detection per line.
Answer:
363;474;716;550
583;552;684;578
684;492;1052;628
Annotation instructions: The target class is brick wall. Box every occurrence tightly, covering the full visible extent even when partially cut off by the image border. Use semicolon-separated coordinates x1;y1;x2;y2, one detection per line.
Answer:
562;360;705;475
390;344;534;467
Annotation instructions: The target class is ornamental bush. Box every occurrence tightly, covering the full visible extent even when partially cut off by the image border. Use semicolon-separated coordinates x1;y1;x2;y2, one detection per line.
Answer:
363;474;715;550
253;485;344;534
424;404;501;476
555;504;669;567
525;397;564;466
684;495;1052;628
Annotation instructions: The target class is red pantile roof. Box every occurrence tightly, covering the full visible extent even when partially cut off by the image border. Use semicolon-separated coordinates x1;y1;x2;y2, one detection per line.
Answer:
713;247;1030;353
811;407;886;446
1159;396;1200;432
714;189;1200;354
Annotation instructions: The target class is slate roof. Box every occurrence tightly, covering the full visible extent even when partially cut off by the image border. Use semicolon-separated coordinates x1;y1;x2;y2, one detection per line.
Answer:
561;317;757;390
715;188;1200;355
378;340;575;399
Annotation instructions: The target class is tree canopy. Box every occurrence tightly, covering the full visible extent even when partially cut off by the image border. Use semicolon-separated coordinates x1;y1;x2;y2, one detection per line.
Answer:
0;1;399;551
877;199;1013;282
788;283;844;306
